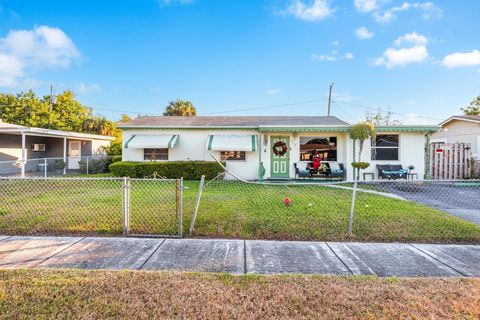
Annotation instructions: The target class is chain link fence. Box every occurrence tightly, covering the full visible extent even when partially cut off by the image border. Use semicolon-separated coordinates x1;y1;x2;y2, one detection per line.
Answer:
189;175;480;243
0;155;114;178
0;177;182;237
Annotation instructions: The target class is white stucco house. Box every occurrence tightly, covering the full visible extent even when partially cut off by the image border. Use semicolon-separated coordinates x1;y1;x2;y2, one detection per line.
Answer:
0;120;115;176
119;116;439;181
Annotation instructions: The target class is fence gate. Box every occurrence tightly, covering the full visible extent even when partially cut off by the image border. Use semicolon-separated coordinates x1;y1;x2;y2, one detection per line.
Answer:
126;178;183;238
429;143;472;179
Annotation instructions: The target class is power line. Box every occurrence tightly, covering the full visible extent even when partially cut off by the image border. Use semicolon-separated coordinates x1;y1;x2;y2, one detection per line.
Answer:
201;98;328;115
333;100;445;122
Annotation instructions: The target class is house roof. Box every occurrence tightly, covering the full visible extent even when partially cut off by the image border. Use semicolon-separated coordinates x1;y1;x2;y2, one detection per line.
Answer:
119;116;350;129
439;115;480;126
119;115;439;132
0;120;115;141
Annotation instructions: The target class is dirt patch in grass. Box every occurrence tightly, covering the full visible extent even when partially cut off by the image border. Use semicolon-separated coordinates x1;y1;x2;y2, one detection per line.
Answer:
1;269;479;319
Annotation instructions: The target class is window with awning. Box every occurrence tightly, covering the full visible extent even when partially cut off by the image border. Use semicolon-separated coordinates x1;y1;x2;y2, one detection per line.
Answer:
124;135;179;149
206;135;257;152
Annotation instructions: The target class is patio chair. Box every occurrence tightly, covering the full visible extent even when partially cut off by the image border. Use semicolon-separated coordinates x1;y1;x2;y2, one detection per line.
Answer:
377;164;407;180
327;162;346;180
294;162;311;179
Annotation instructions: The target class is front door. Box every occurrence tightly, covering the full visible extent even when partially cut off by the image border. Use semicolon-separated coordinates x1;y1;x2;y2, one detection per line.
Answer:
68;141;81;169
270;136;290;178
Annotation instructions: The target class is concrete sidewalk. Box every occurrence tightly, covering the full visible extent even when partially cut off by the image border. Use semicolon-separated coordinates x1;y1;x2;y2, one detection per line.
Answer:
0;235;479;277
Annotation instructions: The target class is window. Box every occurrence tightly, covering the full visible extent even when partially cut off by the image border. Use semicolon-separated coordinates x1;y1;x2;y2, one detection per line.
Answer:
144;148;168;161
371;135;399;161
221;151;246;161
299;137;337;161
31;144;46;152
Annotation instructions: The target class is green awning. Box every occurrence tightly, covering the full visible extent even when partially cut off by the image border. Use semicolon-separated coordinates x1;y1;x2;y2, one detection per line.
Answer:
207;135;257;151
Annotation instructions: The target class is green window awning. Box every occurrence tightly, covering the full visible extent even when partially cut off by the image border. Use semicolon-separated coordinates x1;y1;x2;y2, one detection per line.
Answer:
206;135;257;152
124;135;178;149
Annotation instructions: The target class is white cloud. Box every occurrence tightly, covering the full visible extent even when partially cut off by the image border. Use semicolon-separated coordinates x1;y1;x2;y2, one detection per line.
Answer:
394;32;428;46
353;0;383;13
284;0;335;21
158;0;194;6
354;26;374;40
374;32;429;68
0;25;80;87
442;50;480;68
374;46;428;68
373;2;442;23
401;113;437;125
77;82;101;93
266;88;281;96
0;53;23;87
331;40;339;46
313;50;354;62
313;53;338;61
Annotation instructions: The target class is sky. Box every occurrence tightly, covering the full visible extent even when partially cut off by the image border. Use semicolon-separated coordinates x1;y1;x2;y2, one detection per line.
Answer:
0;0;479;124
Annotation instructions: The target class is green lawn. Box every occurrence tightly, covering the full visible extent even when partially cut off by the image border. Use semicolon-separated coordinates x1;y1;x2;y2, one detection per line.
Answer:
1;178;480;243
1;269;480;319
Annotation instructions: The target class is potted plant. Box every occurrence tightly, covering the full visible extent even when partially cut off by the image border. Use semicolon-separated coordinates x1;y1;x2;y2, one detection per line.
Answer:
52;159;65;174
408;165;415;173
349;122;376;180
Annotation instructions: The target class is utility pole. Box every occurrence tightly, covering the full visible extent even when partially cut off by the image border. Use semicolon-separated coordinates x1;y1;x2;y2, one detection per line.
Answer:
48;84;54;128
327;83;333;116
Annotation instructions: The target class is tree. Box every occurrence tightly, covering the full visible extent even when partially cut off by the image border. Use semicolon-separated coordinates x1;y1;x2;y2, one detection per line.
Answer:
349;122;376;180
0;90;116;136
163;99;197;116
364;109;402;126
462;96;480;116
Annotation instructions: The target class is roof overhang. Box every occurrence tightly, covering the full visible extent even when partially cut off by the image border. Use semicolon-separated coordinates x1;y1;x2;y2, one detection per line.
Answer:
259;126;350;132
439;116;480;126
375;126;440;133
0;127;115;141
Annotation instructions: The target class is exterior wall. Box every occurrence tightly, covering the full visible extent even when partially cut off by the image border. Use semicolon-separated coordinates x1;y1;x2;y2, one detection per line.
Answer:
258;131;348;180
91;139;110;155
0;133;22;161
356;132;426;180
432;120;480;160
122;129;427;181
122;129;260;180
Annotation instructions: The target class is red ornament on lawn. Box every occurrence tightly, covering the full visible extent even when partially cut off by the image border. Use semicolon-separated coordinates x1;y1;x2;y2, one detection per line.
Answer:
283;197;292;205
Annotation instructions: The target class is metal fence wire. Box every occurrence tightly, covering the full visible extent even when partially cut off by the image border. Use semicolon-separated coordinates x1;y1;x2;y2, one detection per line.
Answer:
0;177;182;237
190;176;480;243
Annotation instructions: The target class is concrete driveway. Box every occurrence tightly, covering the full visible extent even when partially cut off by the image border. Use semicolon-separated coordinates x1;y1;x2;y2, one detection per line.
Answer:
378;182;480;225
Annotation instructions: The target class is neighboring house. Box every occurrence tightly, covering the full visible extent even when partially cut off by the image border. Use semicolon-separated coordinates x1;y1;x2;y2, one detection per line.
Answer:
432;115;480;160
432;115;480;173
0;120;115;175
119;116;438;181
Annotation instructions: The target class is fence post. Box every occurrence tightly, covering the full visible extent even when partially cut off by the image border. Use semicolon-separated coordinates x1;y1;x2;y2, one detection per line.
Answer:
44;158;48;178
176;177;184;238
348;181;358;237
189;175;205;235
86;157;89;175
122;177;131;236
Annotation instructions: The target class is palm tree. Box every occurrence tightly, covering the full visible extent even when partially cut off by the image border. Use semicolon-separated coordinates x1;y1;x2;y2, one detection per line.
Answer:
163;99;197;116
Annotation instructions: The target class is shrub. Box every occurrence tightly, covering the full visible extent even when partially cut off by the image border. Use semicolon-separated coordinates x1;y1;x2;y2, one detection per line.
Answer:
52;159;65;171
112;155;122;163
79;158;111;174
109;161;225;180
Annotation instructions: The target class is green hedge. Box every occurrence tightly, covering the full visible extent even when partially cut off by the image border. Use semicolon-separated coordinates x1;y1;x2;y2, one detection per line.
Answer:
109;161;225;180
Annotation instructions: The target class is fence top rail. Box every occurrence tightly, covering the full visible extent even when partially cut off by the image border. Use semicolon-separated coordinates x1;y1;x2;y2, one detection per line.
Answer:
0;176;124;181
0;155;113;164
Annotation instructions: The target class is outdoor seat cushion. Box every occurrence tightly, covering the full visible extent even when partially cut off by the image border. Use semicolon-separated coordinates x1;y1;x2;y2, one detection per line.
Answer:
382;169;407;175
296;162;310;174
328;162;342;173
